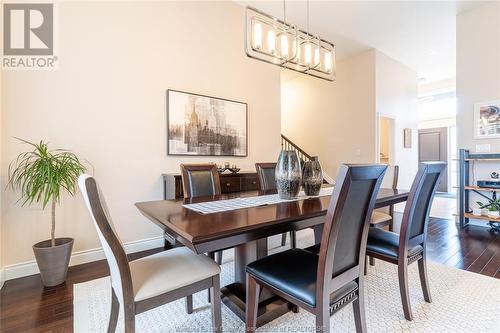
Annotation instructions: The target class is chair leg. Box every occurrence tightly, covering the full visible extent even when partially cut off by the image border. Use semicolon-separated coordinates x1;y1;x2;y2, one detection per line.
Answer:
215;251;223;265
207;252;215;302
417;256;432;303
185;295;193;314
210;275;222;333
398;260;413;321
364;256;367;276
352;281;367;333
290;231;297;248
107;288;119;333
369;257;375;266
245;274;260;332
281;233;287;246
315;302;330;333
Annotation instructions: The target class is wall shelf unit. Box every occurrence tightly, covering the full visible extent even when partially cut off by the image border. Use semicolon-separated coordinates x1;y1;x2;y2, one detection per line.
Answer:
458;149;500;232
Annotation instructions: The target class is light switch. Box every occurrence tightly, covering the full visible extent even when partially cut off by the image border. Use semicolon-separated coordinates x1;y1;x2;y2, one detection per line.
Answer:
476;144;491;153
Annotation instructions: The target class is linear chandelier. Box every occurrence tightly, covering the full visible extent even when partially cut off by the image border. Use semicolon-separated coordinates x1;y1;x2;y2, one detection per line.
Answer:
245;1;336;81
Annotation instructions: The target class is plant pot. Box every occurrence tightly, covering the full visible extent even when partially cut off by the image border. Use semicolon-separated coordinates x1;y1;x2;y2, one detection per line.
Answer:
33;237;74;287
487;211;500;219
472;208;482;216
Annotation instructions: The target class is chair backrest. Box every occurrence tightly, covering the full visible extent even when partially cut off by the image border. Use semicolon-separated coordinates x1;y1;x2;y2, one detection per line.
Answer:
78;174;133;309
255;162;277;191
180;163;221;198
316;164;386;299
400;162;445;247
381;165;399;189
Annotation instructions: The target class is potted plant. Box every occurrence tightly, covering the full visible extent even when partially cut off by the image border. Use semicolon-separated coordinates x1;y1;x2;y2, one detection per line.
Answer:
476;200;500;219
8;139;86;287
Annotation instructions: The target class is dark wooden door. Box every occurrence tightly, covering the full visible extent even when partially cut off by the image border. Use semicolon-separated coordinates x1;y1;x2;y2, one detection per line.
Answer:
418;127;448;192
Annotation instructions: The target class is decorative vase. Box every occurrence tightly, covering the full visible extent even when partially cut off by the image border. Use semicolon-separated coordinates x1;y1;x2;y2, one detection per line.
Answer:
275;150;302;200
302;156;323;196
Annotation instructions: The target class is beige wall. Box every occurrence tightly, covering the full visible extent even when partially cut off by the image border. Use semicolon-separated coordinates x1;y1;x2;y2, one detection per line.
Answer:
1;1;281;271
457;2;500;152
375;50;419;189
281;50;377;178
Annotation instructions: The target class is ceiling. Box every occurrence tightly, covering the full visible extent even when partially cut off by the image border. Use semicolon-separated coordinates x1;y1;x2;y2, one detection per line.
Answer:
236;1;489;83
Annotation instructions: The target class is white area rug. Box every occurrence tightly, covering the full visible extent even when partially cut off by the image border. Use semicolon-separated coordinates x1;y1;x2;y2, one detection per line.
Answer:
74;231;500;333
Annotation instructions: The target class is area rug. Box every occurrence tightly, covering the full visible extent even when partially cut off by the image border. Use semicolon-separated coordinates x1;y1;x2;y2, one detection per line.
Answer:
74;232;500;332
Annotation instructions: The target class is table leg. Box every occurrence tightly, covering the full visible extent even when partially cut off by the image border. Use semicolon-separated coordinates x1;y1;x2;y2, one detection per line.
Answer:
312;224;323;244
220;238;293;327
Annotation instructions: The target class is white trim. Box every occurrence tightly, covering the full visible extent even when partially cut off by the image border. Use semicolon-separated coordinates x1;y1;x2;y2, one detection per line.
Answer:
0;268;5;290
3;235;164;281
322;172;335;184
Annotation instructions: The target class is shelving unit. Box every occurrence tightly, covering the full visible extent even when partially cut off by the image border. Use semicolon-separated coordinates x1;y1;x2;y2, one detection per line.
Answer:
458;149;500;232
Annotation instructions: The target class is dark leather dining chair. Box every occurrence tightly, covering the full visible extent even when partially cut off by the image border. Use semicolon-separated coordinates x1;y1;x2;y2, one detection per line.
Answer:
79;175;222;333
366;162;445;321
180;163;224;265
246;164;387;333
255;162;296;248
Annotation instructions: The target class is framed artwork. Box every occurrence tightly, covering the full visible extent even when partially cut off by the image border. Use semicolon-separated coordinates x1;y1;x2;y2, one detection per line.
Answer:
474;100;500;139
404;128;412;148
167;89;248;156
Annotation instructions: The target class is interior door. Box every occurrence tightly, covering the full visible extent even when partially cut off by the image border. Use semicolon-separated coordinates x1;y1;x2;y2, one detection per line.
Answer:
418;127;448;192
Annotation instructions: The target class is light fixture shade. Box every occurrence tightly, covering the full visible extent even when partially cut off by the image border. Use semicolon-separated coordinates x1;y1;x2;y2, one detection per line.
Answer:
245;6;336;82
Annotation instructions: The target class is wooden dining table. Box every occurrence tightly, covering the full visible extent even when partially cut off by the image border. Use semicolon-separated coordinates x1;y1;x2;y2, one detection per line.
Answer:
135;186;409;327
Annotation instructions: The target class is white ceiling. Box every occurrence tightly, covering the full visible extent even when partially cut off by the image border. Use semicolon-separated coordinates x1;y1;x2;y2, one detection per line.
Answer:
236;1;489;83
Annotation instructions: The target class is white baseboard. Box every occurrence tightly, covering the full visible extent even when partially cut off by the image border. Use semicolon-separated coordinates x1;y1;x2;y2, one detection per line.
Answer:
0;268;5;290
4;235;164;281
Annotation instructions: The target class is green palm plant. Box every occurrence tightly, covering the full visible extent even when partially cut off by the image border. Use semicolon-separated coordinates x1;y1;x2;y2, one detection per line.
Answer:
8;138;86;247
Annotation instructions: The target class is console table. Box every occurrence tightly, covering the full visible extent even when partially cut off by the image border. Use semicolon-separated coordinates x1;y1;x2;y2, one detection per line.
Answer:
162;171;260;199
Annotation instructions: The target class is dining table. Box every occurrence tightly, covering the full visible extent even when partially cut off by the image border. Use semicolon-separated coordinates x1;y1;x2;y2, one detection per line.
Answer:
135;186;409;327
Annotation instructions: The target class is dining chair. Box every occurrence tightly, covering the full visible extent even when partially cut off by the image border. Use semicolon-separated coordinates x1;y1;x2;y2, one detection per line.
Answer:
368;165;399;266
78;175;222;333
365;162;445;321
255;162;296;248
245;164;387;333
180;163;223;265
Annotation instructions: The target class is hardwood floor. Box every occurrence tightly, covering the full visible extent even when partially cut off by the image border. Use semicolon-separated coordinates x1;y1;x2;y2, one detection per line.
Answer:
0;218;499;332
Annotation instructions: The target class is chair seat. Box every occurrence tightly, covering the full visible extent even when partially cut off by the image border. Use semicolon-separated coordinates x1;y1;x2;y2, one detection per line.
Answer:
371;211;392;225
366;228;423;259
246;248;358;307
129;247;220;302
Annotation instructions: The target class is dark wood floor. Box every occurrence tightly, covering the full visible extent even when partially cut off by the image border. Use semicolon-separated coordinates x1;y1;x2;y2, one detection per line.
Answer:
1;218;499;332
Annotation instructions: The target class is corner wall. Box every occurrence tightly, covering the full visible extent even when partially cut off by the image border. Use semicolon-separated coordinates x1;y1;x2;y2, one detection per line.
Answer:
457;2;500;152
1;1;281;279
375;50;419;189
281;50;377;178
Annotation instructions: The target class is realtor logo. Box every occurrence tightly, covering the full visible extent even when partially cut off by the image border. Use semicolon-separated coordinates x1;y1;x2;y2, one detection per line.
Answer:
3;3;57;69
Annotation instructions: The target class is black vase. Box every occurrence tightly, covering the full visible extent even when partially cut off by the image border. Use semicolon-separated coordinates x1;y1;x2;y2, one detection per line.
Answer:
302;157;323;196
275;150;302;200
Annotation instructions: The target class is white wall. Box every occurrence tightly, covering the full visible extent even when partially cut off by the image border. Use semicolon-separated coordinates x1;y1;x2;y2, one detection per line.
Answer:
457;2;500;227
375;50;419;189
457;2;500;152
281;50;377;178
1;1;282;275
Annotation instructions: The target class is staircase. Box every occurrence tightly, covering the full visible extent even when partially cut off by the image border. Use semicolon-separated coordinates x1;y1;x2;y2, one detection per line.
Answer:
280;134;335;184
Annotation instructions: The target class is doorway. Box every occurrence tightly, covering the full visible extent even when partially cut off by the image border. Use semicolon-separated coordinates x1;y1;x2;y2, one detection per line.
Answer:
378;116;394;164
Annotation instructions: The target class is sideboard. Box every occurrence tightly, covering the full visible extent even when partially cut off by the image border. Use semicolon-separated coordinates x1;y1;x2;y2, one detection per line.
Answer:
162;171;260;199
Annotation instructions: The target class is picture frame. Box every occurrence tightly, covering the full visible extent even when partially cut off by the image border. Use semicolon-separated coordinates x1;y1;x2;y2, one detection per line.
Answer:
473;100;500;139
403;128;412;148
166;89;248;156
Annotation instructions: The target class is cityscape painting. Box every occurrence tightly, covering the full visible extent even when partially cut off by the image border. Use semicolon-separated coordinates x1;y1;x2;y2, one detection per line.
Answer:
167;90;248;156
474;100;500;139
